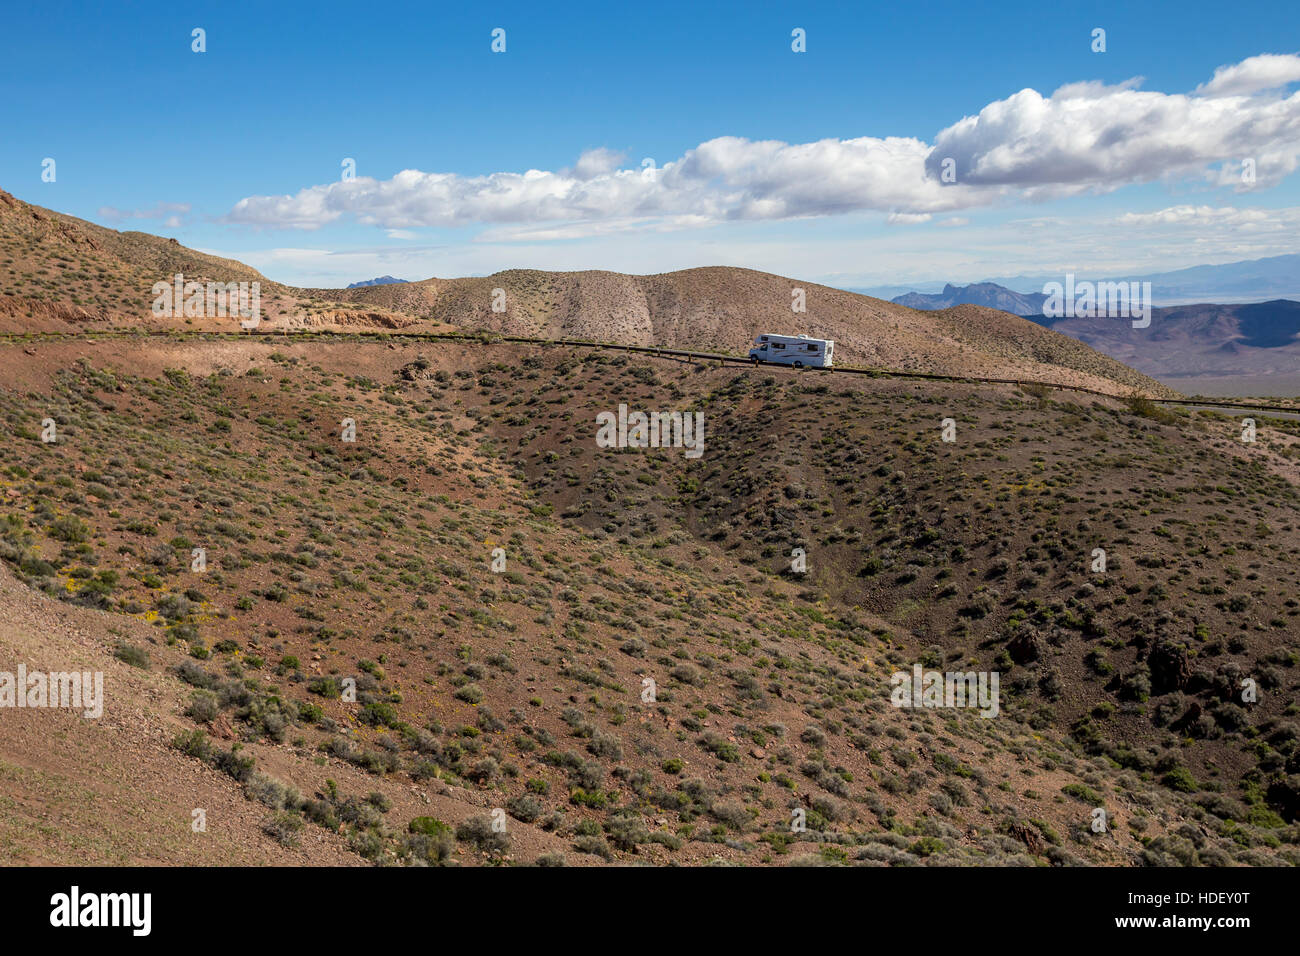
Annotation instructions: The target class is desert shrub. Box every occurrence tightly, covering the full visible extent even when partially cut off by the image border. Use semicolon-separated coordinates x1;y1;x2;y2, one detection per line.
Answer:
175;660;217;689
670;663;700;684
404;829;453;864
185;690;219;723
1140;835;1200;866
409;816;451;837
587;730;623;760
466;757;500;785
1125;395;1178;425
360;699;400;727
572;834;613;861
246;773;301;810
261;812;303;847
1062;783;1103;805
308;676;341;698
173;728;212;761
568;758;605;791
1161;765;1199;793
710;801;751;831
405;817;454;863
455;815;510;853
812;794;845;822
507;794;544;823
606;813;651;851
349;829;386;860
211;744;256;783
908;836;949;857
48;516;90;542
699;733;740;763
454;684;484;704
113;643;150;669
648;830;682;850
800;725;827;747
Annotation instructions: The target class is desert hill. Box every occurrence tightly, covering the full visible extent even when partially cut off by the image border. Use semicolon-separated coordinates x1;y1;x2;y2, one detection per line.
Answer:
0;335;1296;865
0;189;1174;398
4;188;1296;866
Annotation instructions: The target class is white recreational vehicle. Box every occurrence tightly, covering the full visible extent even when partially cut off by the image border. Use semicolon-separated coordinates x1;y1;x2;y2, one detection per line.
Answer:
749;333;834;368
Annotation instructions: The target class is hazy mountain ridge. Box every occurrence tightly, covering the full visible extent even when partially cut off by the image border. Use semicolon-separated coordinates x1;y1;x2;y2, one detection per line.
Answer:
892;282;1049;315
1025;299;1300;395
863;253;1300;306
346;275;409;288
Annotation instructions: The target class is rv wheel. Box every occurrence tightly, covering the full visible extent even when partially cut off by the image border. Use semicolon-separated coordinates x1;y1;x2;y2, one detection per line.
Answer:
793;361;804;369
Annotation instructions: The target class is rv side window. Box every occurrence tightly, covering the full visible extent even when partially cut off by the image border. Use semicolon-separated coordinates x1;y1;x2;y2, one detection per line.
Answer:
772;342;785;350
807;345;818;352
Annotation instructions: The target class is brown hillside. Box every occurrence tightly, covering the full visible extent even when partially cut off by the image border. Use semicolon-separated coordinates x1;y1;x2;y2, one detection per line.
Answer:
0;337;1296;865
0;188;1174;397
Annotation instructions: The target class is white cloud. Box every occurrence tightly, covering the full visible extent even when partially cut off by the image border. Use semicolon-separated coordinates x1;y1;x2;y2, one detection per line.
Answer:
1118;205;1265;225
1195;53;1300;97
1117;204;1300;232
226;54;1300;234
212;200;1300;289
928;70;1300;191
566;147;626;180
227;138;978;231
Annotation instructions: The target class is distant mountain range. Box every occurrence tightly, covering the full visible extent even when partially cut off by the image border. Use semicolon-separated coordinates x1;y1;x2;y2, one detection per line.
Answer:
876;265;1300;394
855;253;1300;308
1025;299;1300;397
346;275;408;288
892;283;1048;314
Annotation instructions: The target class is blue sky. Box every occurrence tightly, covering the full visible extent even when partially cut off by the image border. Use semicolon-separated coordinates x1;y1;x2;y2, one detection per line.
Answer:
2;0;1298;288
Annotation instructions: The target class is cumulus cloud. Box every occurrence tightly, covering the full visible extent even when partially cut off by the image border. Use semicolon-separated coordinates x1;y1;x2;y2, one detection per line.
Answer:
927;66;1300;191
565;147;626;180
227;54;1300;233
1195;53;1300;97
227;139;979;232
